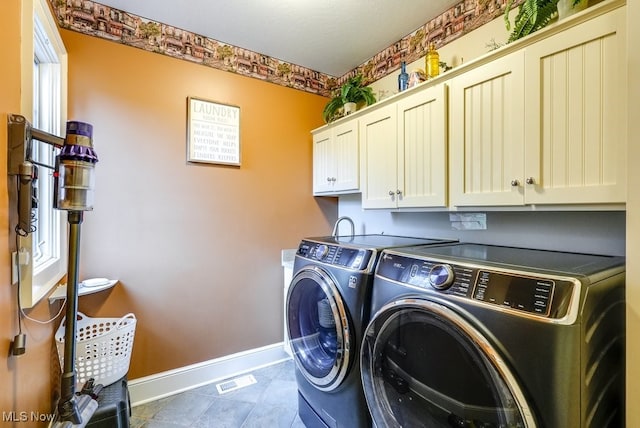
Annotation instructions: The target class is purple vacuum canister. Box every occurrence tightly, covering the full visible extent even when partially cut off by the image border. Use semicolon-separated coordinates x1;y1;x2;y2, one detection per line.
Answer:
55;120;99;211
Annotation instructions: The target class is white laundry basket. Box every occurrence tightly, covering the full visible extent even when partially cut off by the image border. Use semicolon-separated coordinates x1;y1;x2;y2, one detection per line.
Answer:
55;312;136;387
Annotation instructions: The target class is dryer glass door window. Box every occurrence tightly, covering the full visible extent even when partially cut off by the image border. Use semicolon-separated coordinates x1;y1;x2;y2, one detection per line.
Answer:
287;267;351;392
361;299;535;428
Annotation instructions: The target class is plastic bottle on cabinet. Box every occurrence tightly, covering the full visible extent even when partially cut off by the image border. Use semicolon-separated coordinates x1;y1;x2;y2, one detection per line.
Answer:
398;61;409;92
426;43;440;79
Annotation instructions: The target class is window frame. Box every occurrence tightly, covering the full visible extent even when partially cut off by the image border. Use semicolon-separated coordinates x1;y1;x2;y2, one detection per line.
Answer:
17;0;68;308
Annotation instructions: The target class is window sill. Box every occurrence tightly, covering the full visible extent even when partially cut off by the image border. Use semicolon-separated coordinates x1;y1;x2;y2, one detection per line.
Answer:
48;279;119;304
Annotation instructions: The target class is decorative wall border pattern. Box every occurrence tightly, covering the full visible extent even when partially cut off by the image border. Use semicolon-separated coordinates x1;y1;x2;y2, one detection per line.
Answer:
341;0;515;86
48;0;518;97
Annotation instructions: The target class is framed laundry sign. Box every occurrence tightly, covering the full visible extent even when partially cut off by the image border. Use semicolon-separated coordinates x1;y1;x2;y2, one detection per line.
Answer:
187;97;240;166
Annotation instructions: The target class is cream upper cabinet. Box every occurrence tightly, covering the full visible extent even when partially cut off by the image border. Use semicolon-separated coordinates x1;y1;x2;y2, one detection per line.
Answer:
312;0;626;209
449;51;526;207
523;7;627;204
312;120;359;195
360;83;448;209
359;104;397;208
396;84;448;208
450;5;626;208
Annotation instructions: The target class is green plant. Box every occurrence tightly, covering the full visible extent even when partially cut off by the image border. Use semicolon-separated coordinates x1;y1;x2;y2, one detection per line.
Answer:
504;0;560;42
322;75;376;123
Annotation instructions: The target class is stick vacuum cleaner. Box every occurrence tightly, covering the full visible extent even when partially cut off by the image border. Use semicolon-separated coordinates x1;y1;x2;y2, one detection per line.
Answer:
9;115;102;427
49;121;101;428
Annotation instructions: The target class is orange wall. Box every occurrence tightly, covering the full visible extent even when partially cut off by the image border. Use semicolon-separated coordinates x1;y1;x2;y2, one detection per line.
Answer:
60;29;336;378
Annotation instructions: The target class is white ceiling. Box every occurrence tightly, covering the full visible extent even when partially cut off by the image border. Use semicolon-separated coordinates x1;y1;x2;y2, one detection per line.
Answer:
96;0;461;77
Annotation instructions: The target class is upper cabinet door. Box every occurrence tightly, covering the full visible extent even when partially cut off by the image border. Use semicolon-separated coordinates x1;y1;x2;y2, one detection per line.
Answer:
449;51;526;207
312;128;334;194
312;120;359;195
523;7;627;205
332;120;360;193
360;104;398;209
396;83;448;208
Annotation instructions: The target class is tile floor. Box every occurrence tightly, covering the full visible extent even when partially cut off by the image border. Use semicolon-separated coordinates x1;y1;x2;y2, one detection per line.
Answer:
130;359;305;428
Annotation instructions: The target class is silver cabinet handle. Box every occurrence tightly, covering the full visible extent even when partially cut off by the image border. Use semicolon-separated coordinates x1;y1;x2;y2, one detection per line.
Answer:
326;177;331;182
526;177;535;185
331;177;336;182
396;190;402;195
388;190;395;196
511;179;519;187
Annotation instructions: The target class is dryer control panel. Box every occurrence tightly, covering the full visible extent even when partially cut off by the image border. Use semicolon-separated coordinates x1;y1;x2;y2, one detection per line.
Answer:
472;270;554;316
376;252;576;319
297;240;373;271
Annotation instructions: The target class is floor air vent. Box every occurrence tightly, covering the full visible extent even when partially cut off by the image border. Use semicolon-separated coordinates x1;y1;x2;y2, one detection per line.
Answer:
215;374;257;395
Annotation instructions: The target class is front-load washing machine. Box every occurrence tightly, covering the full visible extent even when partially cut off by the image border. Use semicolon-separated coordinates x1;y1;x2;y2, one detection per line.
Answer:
286;235;456;428
361;243;625;428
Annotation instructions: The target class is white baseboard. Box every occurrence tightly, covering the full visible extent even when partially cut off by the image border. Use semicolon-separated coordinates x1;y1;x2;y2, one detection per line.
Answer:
128;342;291;407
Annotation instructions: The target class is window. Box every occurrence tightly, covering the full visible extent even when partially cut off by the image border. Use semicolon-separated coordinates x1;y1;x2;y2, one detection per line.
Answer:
33;18;62;272
16;0;68;307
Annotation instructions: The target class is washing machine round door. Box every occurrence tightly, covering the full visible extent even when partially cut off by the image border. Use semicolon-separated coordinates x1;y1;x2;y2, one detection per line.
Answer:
361;298;536;428
287;266;351;392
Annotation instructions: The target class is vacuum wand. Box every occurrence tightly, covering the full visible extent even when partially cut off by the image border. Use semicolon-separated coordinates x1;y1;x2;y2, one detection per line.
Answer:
56;212;92;425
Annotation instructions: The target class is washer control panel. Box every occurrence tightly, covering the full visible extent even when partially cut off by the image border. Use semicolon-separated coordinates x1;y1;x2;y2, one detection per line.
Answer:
379;253;475;298
297;240;373;270
376;252;575;319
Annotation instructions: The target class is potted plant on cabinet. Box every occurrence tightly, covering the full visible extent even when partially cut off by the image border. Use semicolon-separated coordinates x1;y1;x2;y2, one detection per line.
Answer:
322;75;376;123
504;0;588;42
504;0;559;42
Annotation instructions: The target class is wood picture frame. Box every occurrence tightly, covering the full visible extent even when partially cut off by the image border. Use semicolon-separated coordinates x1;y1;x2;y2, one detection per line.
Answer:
187;97;240;166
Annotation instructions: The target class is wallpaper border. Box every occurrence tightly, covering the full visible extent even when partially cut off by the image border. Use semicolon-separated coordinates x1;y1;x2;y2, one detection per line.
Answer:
48;0;515;97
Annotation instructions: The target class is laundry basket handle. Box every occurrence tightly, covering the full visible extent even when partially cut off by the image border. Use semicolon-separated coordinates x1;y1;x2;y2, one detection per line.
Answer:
115;313;136;329
59;311;87;329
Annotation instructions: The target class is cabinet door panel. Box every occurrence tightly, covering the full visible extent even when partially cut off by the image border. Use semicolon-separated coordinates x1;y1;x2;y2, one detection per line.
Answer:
360;105;397;209
312;129;333;194
449;51;525;206
333;121;359;193
397;84;447;208
524;7;626;204
312;120;359;195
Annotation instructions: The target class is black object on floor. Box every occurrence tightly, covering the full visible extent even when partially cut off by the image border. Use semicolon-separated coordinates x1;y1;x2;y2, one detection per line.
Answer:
86;377;131;428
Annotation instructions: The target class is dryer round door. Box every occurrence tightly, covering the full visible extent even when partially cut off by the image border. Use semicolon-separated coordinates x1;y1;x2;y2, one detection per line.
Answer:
361;298;537;428
287;266;351;392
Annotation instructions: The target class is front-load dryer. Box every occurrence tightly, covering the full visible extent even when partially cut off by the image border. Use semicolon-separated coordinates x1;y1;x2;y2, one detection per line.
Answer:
361;243;625;428
286;235;455;428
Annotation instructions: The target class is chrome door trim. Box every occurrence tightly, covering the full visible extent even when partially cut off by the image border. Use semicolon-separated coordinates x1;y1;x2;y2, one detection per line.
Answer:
286;265;351;391
362;297;537;428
